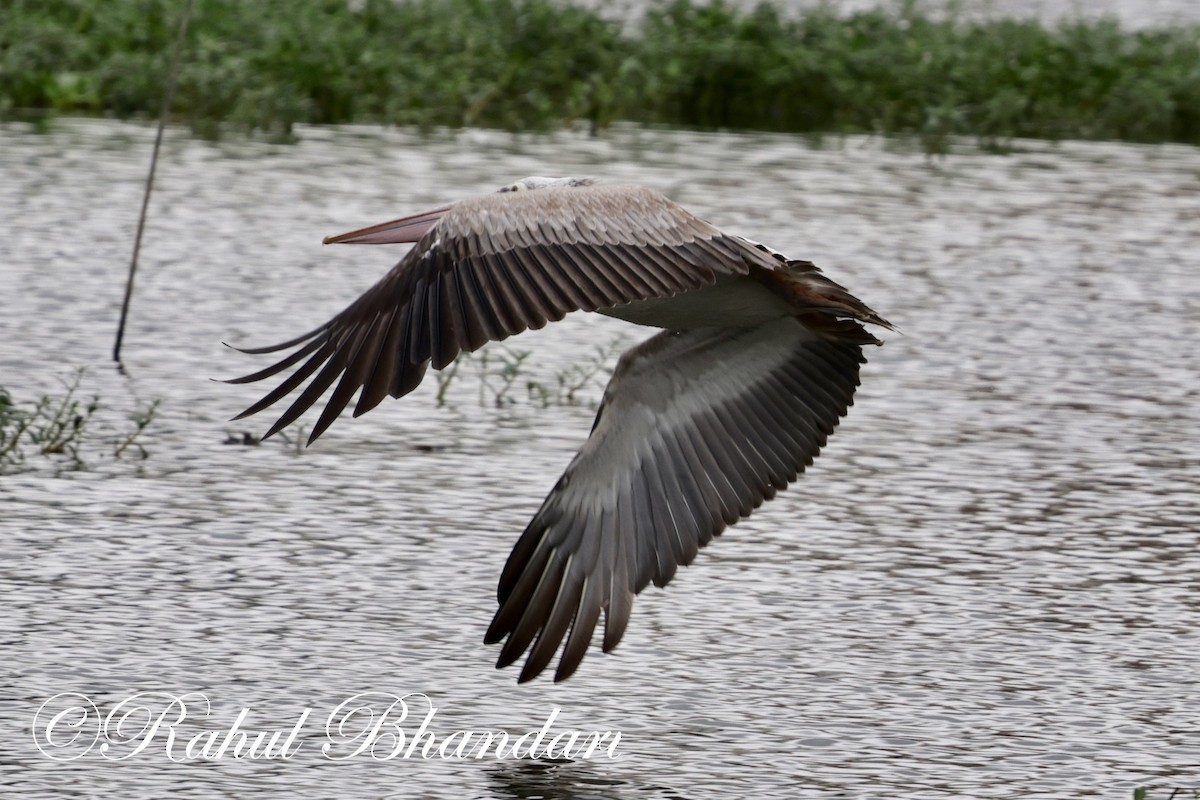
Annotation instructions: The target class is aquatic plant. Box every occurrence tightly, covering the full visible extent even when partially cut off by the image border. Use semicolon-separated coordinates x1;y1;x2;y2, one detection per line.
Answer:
0;372;99;471
435;341;616;410
2;0;1199;148
0;369;160;473
526;339;624;409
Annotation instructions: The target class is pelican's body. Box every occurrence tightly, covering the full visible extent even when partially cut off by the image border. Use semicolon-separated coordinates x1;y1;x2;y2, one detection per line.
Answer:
230;177;892;682
602;274;793;328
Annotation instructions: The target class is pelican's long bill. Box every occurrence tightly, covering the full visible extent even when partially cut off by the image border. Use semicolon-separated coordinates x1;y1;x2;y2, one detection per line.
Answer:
229;176;894;683
322;205;452;245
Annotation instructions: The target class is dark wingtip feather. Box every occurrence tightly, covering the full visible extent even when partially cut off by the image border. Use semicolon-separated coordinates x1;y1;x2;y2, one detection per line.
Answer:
482;625;506;646
225;324;327;355
601;592;632;653
305;420;330;446
518;660;543;684
223;335;326;385
552;661;580;683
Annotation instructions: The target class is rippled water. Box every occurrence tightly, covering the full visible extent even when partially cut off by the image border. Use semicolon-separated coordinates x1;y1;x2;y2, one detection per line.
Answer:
2;120;1199;798
599;0;1200;29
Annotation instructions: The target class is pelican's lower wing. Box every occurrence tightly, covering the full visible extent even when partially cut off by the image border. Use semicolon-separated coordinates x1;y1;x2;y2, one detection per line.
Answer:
485;317;865;682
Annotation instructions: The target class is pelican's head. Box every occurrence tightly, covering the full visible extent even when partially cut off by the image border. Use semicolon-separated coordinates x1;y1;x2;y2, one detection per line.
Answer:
498;176;593;193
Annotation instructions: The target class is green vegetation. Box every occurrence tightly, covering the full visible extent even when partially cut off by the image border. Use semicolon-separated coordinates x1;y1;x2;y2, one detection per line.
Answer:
0;370;159;473
2;0;1199;149
435;340;623;409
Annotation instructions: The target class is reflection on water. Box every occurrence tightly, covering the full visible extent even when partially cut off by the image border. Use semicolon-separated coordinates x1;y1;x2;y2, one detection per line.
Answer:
483;760;636;800
2;119;1199;798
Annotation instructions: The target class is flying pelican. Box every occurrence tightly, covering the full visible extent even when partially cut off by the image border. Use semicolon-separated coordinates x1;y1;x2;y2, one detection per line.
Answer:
228;177;892;682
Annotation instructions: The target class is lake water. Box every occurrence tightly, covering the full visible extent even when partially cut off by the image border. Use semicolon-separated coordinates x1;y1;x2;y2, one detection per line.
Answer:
2;119;1198;798
597;0;1200;29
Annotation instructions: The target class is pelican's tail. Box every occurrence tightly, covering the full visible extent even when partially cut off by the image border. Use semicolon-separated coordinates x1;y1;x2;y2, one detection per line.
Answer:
754;260;894;345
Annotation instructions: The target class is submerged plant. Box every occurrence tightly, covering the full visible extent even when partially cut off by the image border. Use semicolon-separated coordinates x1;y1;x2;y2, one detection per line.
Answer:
0;369;160;473
527;339;624;408
0;370;98;471
270;424;308;455
113;398;161;460
435;346;537;408
434;338;623;410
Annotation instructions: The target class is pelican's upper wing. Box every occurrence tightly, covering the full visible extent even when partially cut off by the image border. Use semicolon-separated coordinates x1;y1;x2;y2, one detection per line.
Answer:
484;317;865;682
229;184;778;442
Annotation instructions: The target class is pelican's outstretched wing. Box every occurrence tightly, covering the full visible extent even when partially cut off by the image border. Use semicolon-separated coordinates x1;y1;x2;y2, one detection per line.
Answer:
228;184;782;442
484;317;865;682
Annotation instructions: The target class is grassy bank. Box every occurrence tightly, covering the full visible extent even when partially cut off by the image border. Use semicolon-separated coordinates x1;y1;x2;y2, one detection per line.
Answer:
2;0;1199;149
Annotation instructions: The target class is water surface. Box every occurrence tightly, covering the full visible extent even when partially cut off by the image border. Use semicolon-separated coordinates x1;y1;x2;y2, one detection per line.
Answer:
597;0;1200;29
2;120;1199;797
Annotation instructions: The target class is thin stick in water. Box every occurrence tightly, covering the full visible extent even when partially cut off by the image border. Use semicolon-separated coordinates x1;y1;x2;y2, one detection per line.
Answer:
113;0;195;366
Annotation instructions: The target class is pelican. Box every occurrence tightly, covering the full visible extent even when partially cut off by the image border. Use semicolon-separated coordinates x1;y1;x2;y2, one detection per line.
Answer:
229;177;892;682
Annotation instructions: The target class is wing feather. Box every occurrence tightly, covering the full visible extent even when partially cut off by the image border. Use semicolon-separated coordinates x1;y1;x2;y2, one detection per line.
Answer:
522;556;584;682
353;306;406;416
229;184;774;440
455;260;504;345
224;335;326;384
263;327;363;439
487;317;867;681
231;338;338;421
643;462;682;587
311;317;388;440
433;270;466;368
